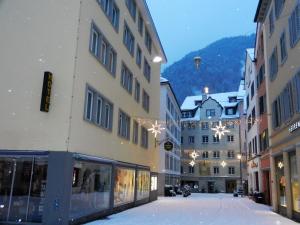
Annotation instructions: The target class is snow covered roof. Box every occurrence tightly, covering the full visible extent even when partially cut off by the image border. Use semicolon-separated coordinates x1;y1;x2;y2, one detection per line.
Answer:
246;48;255;61
160;77;169;83
181;91;244;111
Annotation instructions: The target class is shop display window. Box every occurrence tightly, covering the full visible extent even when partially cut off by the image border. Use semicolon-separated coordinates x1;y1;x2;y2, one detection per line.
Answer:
275;156;286;207
114;167;135;207
290;152;300;212
69;161;112;220
136;170;150;200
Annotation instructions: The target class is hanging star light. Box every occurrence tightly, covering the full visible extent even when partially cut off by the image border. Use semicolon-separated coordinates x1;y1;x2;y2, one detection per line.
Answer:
221;161;227;168
190;150;199;160
278;161;284;169
148;120;165;138
211;121;230;139
189;160;195;167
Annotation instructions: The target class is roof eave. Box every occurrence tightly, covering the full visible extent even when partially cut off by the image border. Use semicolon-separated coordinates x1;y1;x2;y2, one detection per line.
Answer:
254;0;271;22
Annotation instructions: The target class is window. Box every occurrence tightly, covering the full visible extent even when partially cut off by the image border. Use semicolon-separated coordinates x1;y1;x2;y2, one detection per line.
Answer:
246;95;250;109
257;64;265;88
91;27;99;57
142;90;150;112
96;97;103;125
251;107;256;126
111;3;120;29
213;167;219;175
272;97;282;129
133;120;139;144
269;8;275;35
188;166;194;174
206;109;215;117
138;12;143;35
125;0;137;21
213;151;220;158
134;79;140;103
226;121;235;129
280;82;294;123
123;23;135;55
229;96;237;103
292;72;300;113
145;29;152;53
269;47;278;81
90;23;117;76
251;82;255;99
227;150;235;158
280;32;287;62
228;167;235;175
289;3;300;47
181;136;183;144
226;107;235;115
275;0;285;18
118;110;131;140
136;46;142;67
212;121;219;128
253;137;258;155
84;85;113;131
259;129;269;152
143;58;151;82
101;40;107;65
248;115;252;131
213;135;220;143
202;135;209;144
85;89;94;121
108;49;116;74
141;126;149;148
259;95;266;115
188;136;195;144
121;64;133;94
227;135;234;142
201;122;209;130
202;151;209;159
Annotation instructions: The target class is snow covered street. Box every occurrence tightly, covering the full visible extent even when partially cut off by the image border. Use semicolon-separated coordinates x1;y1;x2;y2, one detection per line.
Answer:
85;194;297;225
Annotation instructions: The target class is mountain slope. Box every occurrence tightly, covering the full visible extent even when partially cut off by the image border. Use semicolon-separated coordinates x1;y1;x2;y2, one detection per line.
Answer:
162;34;255;104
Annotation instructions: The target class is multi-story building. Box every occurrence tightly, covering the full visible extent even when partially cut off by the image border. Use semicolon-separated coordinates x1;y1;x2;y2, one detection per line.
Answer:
180;84;245;193
254;0;300;221
254;22;271;205
158;77;181;195
244;48;263;194
0;0;166;224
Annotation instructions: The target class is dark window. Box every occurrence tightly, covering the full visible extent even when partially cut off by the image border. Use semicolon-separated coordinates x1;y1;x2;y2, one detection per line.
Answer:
289;3;300;47
206;109;215;117
125;0;137;20
188;136;195;144
202;151;209;159
141;126;149;149
136;45;142;67
201;122;209;130
123;23;135;55
138;12;144;35
143;58;151;82
202;135;209;144
272;97;281;129
133;120;139;144
228;167;235;175
213;151;220;158
269;47;278;81
121;64;133;94
251;82;255;99
214;167;219;175
142;90;150;112
227;150;235;158
118;110;131;140
213;135;220;143
280;32;287;62
134;79;140;102
227;135;234;142
275;0;285;18
269;8;275;34
145;29;152;53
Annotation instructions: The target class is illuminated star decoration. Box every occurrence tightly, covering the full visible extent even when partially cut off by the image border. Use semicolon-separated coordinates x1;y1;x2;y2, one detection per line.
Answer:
278;162;284;169
211;121;230;139
189;150;199;167
189;160;195;167
221;161;227;168
148;120;165;138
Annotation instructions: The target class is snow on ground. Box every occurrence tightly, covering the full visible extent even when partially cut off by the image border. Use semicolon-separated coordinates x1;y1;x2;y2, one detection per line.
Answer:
85;193;298;225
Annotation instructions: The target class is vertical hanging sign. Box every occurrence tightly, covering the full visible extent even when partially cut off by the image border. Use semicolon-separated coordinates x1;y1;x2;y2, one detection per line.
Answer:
40;71;53;112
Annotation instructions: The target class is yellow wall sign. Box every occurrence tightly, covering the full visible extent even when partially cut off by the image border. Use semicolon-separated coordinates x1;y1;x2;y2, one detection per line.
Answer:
40;71;53;112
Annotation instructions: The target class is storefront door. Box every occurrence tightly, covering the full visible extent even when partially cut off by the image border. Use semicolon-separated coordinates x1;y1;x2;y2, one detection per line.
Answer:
0;156;48;223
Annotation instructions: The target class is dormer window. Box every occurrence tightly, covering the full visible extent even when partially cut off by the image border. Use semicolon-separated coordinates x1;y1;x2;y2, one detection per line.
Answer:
228;96;237;103
182;111;192;118
226;107;235;115
195;100;202;106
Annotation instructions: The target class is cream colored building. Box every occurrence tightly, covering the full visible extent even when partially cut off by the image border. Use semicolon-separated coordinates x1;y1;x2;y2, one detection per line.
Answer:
0;0;166;224
255;0;300;221
180;84;245;193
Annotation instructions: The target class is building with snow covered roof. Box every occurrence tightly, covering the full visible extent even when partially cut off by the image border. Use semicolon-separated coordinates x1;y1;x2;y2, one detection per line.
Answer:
180;83;246;193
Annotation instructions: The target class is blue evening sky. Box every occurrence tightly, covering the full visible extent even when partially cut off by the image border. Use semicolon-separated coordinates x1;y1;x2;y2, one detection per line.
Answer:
146;0;259;68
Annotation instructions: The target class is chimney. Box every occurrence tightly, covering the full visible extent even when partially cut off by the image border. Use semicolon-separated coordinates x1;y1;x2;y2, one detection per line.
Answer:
202;86;209;101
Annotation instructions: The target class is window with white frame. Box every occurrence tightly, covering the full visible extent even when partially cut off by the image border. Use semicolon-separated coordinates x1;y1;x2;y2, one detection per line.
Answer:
134;79;140;103
118;110;131;140
201;122;209;130
206;109;215;117
202;135;209;144
213;167;219;175
121;64;133;94
84;85;113;131
123;23;135;55
143;58;151;82
280;31;287;62
101;40;107;65
213;135;220;143
227;135;234;142
91;28;99;57
269;47;278;81
142;90;150;112
227;150;235;158
228;167;235;175
202;151;209;159
213;151;220;158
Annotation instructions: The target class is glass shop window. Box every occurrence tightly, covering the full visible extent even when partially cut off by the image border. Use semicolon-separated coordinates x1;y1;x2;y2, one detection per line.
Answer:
136;170;150;201
275;156;286;207
69;161;112;220
290;152;300;212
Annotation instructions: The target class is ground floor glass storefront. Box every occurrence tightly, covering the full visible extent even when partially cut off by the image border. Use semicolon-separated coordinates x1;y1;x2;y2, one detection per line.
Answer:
275;156;286;208
289;152;300;213
0;152;156;225
0;156;48;223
